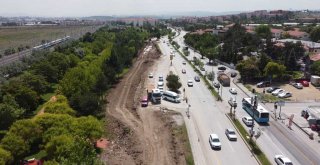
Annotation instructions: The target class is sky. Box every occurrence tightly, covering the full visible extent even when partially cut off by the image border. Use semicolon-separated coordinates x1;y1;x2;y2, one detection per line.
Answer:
0;0;318;17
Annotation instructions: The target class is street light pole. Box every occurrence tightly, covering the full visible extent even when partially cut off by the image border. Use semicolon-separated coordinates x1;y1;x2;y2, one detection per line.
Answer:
250;95;257;141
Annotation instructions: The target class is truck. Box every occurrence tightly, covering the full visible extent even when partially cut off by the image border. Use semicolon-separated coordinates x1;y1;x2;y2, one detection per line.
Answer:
218;73;230;87
147;84;162;104
310;75;320;87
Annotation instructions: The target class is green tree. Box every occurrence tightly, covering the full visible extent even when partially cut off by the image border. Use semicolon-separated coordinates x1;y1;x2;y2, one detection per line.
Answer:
0;147;12;165
310;61;320;75
236;57;260;82
254;25;271;39
0;95;24;130
166;74;182;92
258;53;272;72
207;71;215;81
1;134;29;160
310;26;320;42
19;72;50;94
263;62;286;78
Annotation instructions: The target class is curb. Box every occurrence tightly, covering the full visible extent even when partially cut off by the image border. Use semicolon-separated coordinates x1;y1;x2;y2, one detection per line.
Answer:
225;113;262;165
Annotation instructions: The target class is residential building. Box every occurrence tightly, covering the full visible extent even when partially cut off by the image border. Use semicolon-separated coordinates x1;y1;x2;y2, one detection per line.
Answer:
271;28;284;39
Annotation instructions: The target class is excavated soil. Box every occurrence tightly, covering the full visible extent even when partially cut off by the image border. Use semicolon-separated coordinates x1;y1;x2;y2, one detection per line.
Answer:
102;42;187;165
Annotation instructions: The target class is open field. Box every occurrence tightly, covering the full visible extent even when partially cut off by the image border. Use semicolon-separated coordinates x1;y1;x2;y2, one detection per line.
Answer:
0;25;97;51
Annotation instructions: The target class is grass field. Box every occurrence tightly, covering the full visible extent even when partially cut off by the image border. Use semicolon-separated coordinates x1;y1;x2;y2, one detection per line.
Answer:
0;25;97;51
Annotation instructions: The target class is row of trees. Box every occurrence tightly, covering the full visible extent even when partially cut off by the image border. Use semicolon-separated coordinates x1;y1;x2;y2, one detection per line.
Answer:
0;26;151;164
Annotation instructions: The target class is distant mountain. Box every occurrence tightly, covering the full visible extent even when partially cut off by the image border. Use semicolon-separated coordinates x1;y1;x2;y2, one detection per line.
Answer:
161;11;243;17
83;16;115;20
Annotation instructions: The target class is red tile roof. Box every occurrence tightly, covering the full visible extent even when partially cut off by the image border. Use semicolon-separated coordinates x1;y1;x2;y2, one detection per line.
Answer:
310;54;320;62
271;28;283;33
287;28;308;37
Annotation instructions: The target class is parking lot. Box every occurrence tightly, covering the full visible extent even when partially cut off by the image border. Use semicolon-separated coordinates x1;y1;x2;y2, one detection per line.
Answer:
250;82;320;102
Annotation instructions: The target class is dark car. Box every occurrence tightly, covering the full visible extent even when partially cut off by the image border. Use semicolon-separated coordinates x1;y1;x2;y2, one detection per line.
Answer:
218;66;226;70
256;81;271;88
230;72;237;77
213;82;220;88
194;76;200;82
266;87;279;93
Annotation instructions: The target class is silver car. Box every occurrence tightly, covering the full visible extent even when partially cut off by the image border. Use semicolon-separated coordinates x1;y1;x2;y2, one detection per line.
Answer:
225;128;237;141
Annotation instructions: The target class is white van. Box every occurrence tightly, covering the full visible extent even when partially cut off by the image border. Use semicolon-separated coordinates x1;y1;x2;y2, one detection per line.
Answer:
162;91;181;103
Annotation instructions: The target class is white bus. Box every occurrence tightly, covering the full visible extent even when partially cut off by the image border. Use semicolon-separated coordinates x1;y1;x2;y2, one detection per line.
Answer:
162;91;181;103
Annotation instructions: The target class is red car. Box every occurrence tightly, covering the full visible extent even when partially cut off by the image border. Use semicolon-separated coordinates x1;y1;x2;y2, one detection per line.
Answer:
300;80;309;87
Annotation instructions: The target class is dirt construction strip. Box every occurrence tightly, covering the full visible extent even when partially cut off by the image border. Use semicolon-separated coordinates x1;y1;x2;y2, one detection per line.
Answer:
102;42;188;165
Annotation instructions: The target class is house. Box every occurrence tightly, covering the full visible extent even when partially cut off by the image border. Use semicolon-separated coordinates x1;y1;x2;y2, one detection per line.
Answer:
271;28;284;39
276;39;320;53
286;28;310;40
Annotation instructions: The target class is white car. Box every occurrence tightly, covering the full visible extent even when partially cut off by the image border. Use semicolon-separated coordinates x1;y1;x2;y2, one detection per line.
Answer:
209;134;221;150
158;86;164;93
242;116;253;126
225;128;237;141
187;80;193;87
272;89;284;96
274;155;293;165
182;61;186;65
148;73;153;78
278;92;292;98
229;88;237;94
159;75;164;82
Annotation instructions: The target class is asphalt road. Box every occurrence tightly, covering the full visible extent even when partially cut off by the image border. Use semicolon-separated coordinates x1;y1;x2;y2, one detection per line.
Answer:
155;36;258;165
173;29;320;165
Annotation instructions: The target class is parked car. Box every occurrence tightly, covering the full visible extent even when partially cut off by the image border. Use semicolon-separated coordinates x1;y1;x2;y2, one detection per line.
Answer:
242;116;253;126
229;88;237;94
187;80;193;87
209;134;221;150
194;76;200;82
274;155;293;165
278;92;292;98
182;61;186;65
225;128;237;141
272;89;285;96
300;80;309;87
256;81;271;88
148;73;153;78
292;83;303;89
213;82;220;88
230;72;237;77
182;69;186;74
267;87;279;93
218;66;226;70
200;67;205;71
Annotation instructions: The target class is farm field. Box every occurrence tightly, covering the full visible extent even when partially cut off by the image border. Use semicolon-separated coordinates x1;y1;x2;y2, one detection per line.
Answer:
0;25;97;51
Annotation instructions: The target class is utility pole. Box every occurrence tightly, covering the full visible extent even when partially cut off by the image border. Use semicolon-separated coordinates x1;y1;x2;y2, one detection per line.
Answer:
274;102;278;121
250;95;257;141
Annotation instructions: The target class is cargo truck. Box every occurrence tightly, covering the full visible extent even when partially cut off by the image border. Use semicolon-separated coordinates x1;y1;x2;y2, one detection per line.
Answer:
310;75;320;87
147;84;162;104
218;73;230;87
